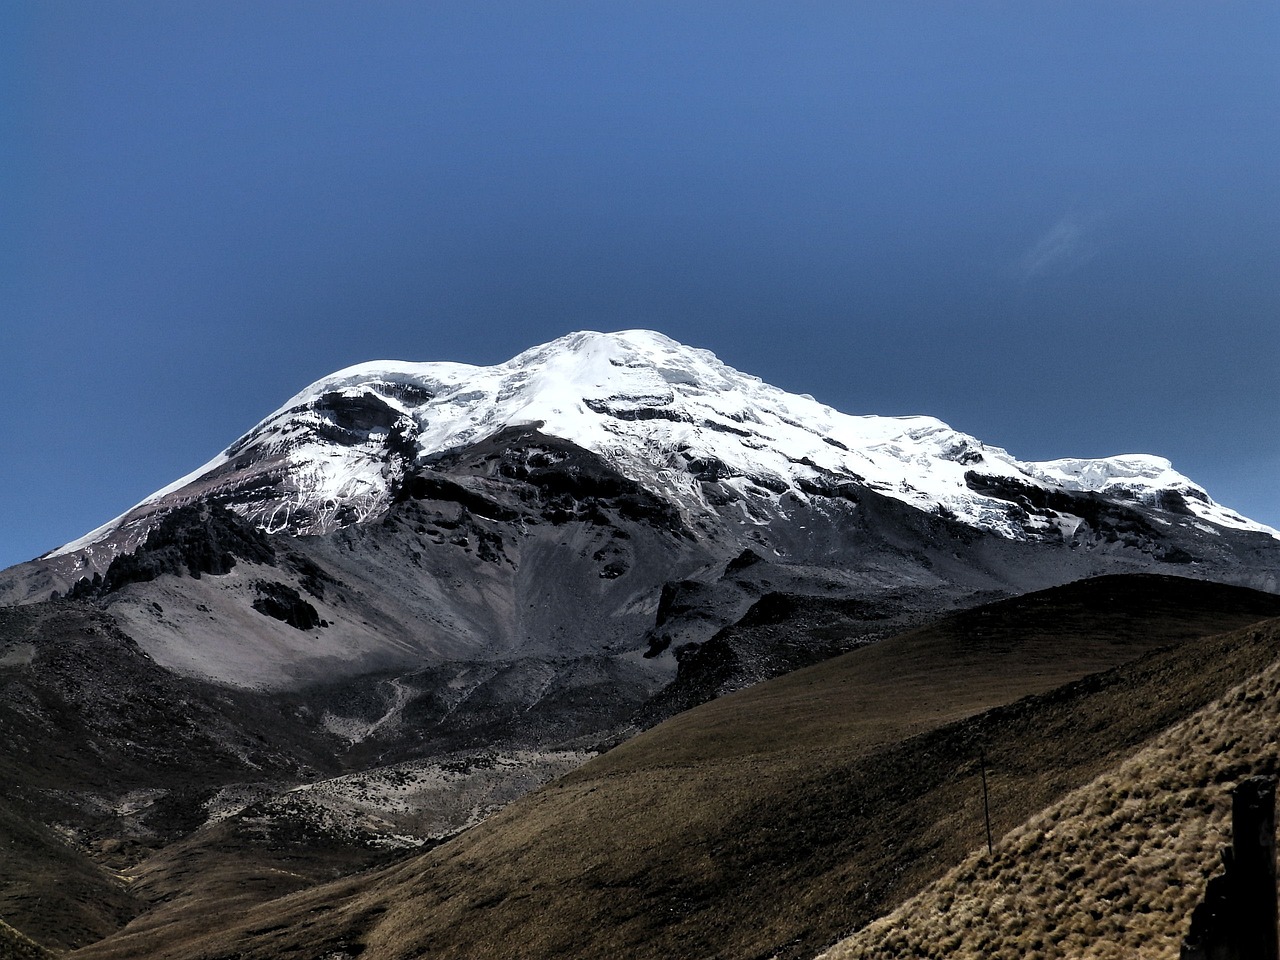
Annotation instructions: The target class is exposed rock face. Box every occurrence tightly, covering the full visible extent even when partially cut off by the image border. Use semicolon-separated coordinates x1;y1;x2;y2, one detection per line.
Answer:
252;581;323;631
964;472;1197;562
64;503;276;600
6;424;1280;698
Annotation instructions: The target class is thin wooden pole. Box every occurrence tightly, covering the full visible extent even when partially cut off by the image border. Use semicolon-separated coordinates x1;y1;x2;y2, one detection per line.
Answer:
980;751;993;856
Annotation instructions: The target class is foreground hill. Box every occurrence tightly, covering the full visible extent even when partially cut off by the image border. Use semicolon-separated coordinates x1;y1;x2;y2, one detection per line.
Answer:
821;623;1280;958
0;600;350;950
67;574;1280;960
0;919;50;960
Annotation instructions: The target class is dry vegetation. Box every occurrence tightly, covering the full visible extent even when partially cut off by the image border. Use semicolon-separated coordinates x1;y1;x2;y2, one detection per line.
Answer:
0;919;51;960
66;575;1280;960
820;622;1280;960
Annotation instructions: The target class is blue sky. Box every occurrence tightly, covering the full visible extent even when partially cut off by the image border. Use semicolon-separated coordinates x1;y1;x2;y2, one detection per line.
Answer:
4;2;1278;571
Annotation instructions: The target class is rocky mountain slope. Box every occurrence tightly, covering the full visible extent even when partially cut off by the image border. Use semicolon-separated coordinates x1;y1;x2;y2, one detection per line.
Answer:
2;331;1279;956
3;330;1276;695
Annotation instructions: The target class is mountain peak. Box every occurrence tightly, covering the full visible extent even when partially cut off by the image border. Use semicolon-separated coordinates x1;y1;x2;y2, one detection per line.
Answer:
37;330;1279;574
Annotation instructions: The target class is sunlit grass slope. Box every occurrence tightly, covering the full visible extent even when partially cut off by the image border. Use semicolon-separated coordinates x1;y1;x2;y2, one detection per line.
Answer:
820;617;1280;960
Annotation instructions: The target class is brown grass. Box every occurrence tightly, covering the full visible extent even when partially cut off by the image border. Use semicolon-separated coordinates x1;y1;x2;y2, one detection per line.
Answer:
0;919;52;960
820;628;1280;960
66;575;1280;960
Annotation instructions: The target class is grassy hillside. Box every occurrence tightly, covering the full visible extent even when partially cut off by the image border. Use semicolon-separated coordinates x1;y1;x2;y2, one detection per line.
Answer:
68;574;1280;960
0;919;52;960
0;794;143;952
0;600;355;950
821;618;1280;959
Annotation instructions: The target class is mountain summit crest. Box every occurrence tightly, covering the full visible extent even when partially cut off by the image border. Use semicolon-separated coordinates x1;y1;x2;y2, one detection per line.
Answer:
32;329;1278;582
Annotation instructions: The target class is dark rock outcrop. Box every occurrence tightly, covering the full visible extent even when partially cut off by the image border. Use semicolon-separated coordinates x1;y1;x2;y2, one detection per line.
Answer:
67;503;276;598
252;581;324;631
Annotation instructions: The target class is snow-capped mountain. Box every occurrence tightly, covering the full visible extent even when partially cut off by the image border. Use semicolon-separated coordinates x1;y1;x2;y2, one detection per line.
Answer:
41;329;1277;567
3;328;1278;691
5;331;1280;952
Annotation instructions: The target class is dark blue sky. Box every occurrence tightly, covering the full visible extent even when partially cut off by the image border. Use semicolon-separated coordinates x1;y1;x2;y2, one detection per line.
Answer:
4;2;1278;571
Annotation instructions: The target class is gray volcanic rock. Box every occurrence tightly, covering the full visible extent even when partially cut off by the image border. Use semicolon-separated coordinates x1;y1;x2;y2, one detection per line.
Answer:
0;331;1277;698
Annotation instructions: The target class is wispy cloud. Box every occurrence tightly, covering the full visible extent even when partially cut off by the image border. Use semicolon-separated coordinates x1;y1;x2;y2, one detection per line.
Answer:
1018;213;1100;279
